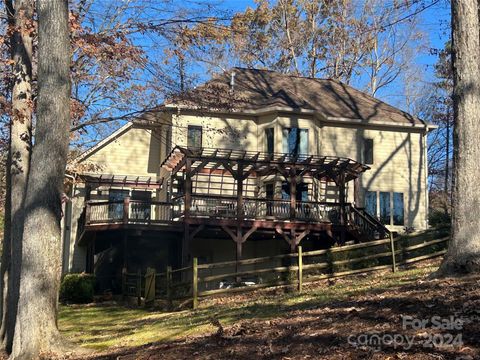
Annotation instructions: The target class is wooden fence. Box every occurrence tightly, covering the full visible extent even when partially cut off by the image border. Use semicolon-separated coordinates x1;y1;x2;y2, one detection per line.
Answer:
122;235;449;309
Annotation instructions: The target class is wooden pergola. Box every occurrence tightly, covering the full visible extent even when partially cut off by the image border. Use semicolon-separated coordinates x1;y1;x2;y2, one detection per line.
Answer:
79;173;164;190
161;146;370;266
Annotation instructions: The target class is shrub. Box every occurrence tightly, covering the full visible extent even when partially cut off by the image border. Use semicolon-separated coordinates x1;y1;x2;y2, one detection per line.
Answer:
429;210;451;227
59;273;95;304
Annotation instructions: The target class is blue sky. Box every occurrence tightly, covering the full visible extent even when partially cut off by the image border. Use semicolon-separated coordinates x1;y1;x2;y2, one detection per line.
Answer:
214;0;452;110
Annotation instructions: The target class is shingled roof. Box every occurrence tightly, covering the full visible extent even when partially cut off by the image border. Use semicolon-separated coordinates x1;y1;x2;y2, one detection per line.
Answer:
166;67;426;127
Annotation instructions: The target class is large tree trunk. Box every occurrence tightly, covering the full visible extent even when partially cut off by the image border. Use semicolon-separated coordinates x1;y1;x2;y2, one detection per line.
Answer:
437;0;480;275
10;0;71;358
0;0;33;353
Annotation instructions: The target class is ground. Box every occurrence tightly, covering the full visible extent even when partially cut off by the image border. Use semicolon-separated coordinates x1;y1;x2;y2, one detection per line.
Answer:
54;259;480;360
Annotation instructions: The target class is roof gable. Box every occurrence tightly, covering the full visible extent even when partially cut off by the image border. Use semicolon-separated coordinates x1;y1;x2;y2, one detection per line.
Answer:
167;67;426;127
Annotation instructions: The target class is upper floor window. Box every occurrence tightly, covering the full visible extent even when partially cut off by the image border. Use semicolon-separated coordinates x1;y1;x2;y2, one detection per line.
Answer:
282;128;308;156
363;138;374;165
265;128;274;154
187;125;202;149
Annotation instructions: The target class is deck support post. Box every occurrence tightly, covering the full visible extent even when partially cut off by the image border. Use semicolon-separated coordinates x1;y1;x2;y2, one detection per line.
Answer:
221;225;257;281
276;226;310;253
122;232;128;269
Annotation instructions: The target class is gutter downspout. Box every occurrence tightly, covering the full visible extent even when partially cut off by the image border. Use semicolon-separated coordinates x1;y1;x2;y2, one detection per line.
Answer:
62;173;76;273
421;122;429;229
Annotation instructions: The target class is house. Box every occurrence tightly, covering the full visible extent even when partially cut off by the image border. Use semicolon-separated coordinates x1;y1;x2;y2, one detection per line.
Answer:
62;68;435;291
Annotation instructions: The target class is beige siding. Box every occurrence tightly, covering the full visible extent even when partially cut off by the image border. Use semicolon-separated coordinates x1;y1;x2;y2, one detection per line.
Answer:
171;113;258;151
83;126;164;176
320;124;427;231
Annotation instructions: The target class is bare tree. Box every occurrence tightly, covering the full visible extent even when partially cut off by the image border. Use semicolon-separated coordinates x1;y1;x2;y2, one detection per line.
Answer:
0;0;33;353
437;0;480;275
11;0;71;357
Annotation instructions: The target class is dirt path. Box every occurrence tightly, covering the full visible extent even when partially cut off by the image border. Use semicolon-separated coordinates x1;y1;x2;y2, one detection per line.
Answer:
68;271;480;360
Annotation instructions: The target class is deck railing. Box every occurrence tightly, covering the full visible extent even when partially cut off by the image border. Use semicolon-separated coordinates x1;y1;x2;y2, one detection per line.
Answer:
172;194;344;223
348;206;390;239
86;199;173;225
84;195;348;226
83;196;387;240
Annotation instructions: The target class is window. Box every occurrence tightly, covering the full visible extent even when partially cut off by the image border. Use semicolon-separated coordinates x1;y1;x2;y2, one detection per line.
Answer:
281;182;308;201
365;191;405;226
379;192;391;225
187;125;202;149
265;128;274;154
393;192;404;225
282;128;308;156
131;190;152;220
108;189;129;219
365;191;377;217
363;138;374;165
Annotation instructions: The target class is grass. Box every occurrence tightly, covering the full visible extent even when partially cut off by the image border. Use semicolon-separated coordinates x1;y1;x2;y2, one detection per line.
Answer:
58;264;437;351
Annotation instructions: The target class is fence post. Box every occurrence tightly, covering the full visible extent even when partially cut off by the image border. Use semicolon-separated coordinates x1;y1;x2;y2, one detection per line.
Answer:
192;257;198;310
136;268;142;306
297;246;303;292
389;232;396;273
166;265;172;307
121;267;127;298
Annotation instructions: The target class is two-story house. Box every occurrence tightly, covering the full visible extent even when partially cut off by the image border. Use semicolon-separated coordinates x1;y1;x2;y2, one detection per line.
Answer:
62;68;435;291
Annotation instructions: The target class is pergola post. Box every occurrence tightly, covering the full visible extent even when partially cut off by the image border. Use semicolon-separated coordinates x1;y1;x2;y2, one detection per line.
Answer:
289;171;297;220
237;162;244;220
354;177;360;207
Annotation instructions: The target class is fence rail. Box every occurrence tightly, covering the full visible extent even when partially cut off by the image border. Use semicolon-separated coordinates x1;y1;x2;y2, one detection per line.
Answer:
121;235;449;309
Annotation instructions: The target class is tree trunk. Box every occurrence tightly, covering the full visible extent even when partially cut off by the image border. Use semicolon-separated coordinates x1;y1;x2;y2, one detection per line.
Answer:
10;0;71;358
0;0;33;353
437;0;480;275
443;109;450;214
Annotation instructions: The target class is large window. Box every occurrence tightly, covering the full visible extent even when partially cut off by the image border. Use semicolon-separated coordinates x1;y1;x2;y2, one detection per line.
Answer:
365;191;377;217
363;138;374;165
265;128;274;154
187;125;202;149
108;189;129;219
379;192;391;225
282;128;308;156
281;182;308;201
393;192;404;225
366;191;405;226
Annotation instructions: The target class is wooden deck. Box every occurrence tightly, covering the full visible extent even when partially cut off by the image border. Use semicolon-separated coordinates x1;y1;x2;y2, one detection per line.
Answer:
78;147;388;267
78;195;389;245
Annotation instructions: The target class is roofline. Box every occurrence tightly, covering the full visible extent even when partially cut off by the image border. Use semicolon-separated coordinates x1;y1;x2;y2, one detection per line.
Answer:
165;104;436;131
